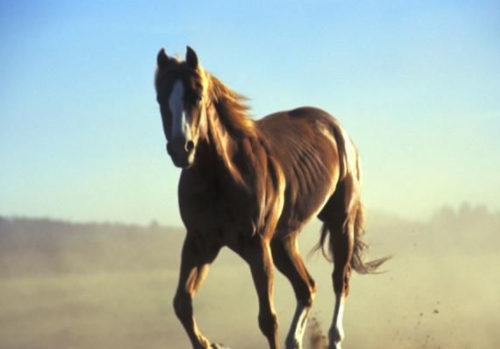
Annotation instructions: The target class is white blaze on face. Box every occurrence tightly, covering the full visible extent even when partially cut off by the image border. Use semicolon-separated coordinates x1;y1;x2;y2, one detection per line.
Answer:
168;80;191;141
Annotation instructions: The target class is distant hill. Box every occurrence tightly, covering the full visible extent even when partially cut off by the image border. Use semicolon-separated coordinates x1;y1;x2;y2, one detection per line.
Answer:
0;217;184;277
1;203;498;277
366;204;500;256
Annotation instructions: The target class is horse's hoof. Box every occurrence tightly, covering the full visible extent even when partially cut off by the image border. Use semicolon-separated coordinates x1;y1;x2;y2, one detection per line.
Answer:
285;337;302;349
328;328;344;349
211;343;231;349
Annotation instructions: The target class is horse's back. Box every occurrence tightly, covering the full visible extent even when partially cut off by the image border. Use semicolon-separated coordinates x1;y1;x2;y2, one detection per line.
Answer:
257;107;345;235
258;106;330;129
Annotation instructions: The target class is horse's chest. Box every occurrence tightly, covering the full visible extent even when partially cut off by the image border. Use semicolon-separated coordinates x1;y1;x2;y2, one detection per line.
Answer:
179;179;256;245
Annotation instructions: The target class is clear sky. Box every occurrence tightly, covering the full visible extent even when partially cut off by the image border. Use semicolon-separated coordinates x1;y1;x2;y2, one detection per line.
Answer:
1;0;499;226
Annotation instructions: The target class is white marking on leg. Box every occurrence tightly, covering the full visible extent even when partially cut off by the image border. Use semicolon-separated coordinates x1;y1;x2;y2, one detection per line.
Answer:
286;301;310;349
328;294;345;349
168;80;191;140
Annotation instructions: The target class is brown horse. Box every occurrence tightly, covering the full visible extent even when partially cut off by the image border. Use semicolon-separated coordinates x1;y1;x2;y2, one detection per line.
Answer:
154;46;389;349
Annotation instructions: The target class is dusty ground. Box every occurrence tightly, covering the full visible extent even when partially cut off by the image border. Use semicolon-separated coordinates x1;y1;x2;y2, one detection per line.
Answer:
1;206;499;349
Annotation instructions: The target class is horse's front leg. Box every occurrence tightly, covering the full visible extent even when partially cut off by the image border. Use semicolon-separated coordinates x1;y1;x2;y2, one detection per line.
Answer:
173;234;221;349
240;235;280;349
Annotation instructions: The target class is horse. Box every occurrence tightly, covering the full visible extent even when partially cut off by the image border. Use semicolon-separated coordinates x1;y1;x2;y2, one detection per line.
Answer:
154;46;389;349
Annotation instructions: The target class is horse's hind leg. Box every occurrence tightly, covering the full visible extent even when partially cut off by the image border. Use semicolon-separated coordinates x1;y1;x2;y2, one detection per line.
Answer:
316;174;358;349
271;234;316;349
327;216;354;349
173;234;221;349
318;201;355;349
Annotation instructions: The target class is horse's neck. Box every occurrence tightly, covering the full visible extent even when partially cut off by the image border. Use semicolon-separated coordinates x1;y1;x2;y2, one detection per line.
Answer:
192;73;255;185
199;105;247;186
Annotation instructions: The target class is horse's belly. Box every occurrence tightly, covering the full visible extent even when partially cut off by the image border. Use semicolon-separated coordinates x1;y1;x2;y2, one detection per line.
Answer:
275;166;337;237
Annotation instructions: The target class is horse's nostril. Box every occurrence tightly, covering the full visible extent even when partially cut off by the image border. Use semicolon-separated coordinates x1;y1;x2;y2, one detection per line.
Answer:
186;140;195;153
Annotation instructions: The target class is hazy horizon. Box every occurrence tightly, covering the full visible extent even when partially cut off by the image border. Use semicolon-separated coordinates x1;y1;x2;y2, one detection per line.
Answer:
0;201;497;229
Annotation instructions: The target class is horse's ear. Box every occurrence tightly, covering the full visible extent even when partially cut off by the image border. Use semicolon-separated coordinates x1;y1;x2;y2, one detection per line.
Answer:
186;46;199;69
157;48;171;70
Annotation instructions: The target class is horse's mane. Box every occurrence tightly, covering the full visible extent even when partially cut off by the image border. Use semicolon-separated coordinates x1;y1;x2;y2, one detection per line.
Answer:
200;72;259;185
207;73;256;139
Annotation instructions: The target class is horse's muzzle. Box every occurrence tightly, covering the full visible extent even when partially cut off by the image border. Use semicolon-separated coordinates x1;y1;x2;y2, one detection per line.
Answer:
166;141;195;168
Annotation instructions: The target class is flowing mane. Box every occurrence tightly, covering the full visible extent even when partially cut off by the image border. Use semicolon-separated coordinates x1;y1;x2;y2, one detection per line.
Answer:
206;73;256;139
201;71;261;186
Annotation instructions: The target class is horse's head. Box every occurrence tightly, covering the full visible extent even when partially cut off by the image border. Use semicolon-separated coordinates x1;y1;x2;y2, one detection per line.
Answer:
155;46;209;169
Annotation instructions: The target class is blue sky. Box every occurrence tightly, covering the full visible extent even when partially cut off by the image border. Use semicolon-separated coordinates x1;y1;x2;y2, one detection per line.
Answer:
1;0;499;225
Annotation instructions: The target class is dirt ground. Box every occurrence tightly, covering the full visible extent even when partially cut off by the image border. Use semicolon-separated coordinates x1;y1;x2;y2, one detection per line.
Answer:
1;206;499;349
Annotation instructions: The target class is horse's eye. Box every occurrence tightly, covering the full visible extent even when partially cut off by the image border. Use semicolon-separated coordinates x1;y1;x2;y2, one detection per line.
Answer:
184;91;202;107
193;94;202;105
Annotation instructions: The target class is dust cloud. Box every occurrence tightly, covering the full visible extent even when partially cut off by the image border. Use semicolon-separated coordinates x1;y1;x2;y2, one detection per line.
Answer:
1;203;499;349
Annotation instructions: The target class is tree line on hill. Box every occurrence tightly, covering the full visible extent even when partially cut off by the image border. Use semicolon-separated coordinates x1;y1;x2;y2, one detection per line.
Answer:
1;203;498;277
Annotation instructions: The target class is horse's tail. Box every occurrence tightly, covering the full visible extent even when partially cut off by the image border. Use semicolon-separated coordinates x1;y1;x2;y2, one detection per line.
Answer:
350;149;391;274
316;203;390;274
314;120;391;274
350;203;391;274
